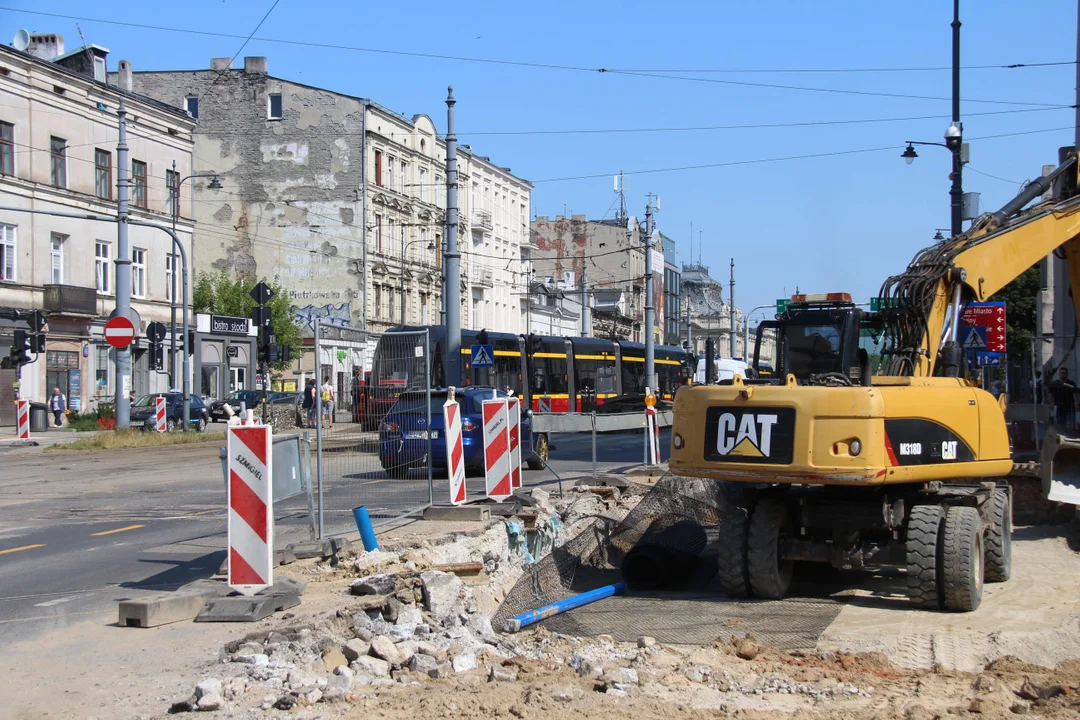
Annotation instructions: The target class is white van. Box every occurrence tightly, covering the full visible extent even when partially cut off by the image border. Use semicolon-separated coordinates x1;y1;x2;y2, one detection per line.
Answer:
695;357;748;384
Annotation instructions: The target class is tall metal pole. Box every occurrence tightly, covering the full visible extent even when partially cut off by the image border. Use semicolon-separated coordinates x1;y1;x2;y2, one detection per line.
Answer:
444;88;462;386
170;159;178;389
360;102;368;331
115;100;132;429
580;264;588;336
400;223;406;325
729;258;737;359
643;197;656;391
949;0;963;237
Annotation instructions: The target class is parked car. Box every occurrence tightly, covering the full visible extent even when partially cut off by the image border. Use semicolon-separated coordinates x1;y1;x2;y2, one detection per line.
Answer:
131;393;210;432
378;387;541;478
210;390;292;422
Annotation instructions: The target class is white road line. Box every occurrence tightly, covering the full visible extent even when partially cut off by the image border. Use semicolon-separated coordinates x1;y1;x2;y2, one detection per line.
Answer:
33;596;73;607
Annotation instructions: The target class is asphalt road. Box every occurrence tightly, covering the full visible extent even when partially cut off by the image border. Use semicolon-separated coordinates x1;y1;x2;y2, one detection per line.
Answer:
0;426;670;643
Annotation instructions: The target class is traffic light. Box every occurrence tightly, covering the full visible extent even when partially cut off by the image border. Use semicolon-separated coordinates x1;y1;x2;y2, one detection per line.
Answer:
277;344;292;364
29;310;45;333
10;329;30;366
148;341;164;371
258;332;277;365
33;333;46;354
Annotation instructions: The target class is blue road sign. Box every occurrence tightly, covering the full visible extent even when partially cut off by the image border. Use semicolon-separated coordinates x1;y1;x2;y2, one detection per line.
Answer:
975;351;1004;366
961;326;987;351
471;344;494;367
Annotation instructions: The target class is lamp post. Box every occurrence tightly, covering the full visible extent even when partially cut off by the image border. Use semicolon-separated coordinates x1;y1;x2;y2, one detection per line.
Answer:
743;303;776;368
399;237;436;325
902;0;963;237
169;160;221;386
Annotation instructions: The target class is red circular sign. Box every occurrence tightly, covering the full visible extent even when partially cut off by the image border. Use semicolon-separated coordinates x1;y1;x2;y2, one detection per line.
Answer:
104;315;136;349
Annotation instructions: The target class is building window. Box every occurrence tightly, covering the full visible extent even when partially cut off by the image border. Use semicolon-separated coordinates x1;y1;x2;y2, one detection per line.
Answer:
132;160;147;209
435;233;442;271
374;150;383;186
50;136;66;188
131;248;146;298
387;156;395;192
268;93;283;120
93;56;106;82
0;121;13;176
400;160;407;194
388;288;395;322
166;253;177;302
375;214;383;254
185;96;199;119
166;169;179;217
435;176;444;207
95;149;112;200
95;345;111;397
375;285;382;319
419;167;428;203
0;223;14;282
50;233;66;284
95;241;111;294
418;228;427;261
387;218;394;255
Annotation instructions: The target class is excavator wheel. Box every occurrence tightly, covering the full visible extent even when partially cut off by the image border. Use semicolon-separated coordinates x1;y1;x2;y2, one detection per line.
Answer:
747;499;794;599
984;489;1012;583
905;505;945;609
716;506;750;598
941;506;984;612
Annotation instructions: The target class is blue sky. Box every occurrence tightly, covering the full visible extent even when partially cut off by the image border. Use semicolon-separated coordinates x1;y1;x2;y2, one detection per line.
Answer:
2;1;1077;316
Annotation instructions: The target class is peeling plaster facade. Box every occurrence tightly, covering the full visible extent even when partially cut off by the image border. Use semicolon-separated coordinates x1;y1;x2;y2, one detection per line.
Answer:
123;57;532;334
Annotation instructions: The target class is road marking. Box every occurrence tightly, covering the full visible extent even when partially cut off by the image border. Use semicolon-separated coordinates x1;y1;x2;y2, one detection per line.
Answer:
360;479;386;486
0;544;45;555
34;596;72;607
0;610;111;625
90;524;144;537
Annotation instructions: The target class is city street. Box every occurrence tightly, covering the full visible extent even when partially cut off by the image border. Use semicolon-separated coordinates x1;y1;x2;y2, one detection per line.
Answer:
0;426;668;644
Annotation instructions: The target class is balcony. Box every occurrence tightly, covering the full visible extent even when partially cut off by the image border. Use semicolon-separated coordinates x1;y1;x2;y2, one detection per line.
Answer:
474;268;494;287
43;284;98;316
473;209;493;231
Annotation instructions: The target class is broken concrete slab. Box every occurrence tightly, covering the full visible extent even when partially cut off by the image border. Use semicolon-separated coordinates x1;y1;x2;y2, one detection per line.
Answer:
288;540;334;559
575;475;631;489
119;589;219;628
274;547;297;566
194;576;306;623
422;505;491;522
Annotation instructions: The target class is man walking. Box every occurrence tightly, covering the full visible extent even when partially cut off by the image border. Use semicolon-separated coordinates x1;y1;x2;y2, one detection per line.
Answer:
1049;367;1077;428
321;376;335;429
302;378;317;428
49;387;66;428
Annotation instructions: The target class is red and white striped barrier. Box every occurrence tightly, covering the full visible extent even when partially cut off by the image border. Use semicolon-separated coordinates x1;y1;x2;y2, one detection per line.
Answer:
645;387;659;465
444;396;466;505
154;396;167;433
507;399;522;489
227;424;273;596
482;398;512;502
16;399;29;440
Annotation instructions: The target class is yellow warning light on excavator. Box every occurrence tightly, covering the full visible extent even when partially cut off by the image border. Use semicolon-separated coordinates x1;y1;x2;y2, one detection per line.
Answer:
645;393;657;407
790;292;853;304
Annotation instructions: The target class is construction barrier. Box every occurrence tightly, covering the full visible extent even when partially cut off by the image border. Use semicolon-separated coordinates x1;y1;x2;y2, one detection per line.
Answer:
645;388;659;465
16;399;29;440
444;393;466;505
155;396;167;433
227;423;273;596
508;399;522;489
482;398;512;502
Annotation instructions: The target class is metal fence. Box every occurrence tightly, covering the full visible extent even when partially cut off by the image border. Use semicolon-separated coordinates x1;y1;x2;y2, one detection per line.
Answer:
313;322;433;536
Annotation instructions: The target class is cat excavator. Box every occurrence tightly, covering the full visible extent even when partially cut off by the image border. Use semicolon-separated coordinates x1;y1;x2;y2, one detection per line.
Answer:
669;148;1080;612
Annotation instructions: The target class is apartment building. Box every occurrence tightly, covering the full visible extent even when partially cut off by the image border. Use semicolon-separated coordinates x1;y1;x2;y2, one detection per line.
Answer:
0;37;195;418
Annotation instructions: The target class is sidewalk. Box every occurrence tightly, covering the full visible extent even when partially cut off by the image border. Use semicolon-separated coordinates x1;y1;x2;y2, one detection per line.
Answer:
0;423;98;446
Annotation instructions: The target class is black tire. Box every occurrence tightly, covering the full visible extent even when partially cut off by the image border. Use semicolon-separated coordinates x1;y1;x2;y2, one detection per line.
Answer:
906;505;944;609
985;489;1012;583
747;499;794;599
941;505;984;612
526;434;549;470
166;417;177;433
196;417;207;432
716;506;750;598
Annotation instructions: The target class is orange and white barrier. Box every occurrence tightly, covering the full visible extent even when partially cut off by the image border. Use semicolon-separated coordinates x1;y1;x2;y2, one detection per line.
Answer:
482;398;512;502
507;398;522;489
645;388;659;465
16;399;29;439
155;396;167;433
227;424;273;595
444;393;466;505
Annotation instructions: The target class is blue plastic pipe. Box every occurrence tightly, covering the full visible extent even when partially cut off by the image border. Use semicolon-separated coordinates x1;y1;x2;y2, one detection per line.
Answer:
503;582;627;632
352;506;379;551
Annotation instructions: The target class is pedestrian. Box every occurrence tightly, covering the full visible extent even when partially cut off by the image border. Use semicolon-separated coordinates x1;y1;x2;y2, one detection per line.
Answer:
1048;367;1078;428
351;367;361;423
303;378;317;428
49;387;66;427
321;376;335;429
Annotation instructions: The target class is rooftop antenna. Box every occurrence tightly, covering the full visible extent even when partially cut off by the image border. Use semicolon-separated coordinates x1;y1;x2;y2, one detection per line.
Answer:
698;231;702;264
614;171;627;223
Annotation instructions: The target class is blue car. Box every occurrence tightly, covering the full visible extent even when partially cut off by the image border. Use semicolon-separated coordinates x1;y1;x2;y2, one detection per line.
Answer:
378;387;540;478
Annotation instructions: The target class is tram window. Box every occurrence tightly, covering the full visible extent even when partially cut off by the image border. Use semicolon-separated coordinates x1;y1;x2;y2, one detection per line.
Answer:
597;363;617;394
494;355;520;393
622;361;644;394
534;357;567;394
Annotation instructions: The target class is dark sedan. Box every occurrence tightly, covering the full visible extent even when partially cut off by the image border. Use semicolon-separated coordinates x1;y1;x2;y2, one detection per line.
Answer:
131;393;210;432
209;390;292;422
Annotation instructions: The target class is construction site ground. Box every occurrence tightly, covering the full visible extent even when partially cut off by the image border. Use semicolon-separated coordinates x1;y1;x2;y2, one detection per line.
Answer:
2;457;1079;718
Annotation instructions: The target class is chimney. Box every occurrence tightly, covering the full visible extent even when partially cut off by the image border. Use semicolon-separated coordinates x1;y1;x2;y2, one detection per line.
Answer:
210;57;232;71
243;56;267;74
117;60;132;92
26;33;65;61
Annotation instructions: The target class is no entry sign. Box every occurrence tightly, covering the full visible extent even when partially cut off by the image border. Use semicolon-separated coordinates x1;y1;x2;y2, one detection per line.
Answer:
104;316;136;349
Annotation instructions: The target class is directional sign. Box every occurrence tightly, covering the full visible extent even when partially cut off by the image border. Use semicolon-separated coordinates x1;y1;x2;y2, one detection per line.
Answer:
104;315;136;349
961;301;1006;353
962;326;987;350
776;298;789;313
471;344;494;368
146;321;167;343
249;281;274;306
975;352;1004;366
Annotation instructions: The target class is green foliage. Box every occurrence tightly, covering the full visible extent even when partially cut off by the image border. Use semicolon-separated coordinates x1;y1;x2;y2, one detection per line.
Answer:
989;265;1039;360
192;270;302;371
67;404;115;432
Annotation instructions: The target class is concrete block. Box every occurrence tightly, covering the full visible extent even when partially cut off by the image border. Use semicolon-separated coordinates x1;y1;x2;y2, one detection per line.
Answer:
274;547;297;566
289;540;334;559
119;590;216;628
575;475;631;489
195;590;300;623
423;505;491;522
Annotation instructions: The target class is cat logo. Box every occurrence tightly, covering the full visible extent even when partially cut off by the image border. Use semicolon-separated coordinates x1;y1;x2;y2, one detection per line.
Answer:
715;412;779;458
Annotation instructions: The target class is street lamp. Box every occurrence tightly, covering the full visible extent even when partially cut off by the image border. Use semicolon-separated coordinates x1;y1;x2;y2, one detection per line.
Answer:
743;303;776;369
400;237;436;325
170;160;221;389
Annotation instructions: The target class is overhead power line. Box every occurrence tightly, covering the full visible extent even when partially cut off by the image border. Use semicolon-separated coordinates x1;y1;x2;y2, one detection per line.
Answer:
0;8;1066;108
